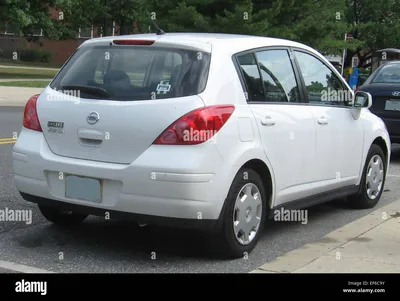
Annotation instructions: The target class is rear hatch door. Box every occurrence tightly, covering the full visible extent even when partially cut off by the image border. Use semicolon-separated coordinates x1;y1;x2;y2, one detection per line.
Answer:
37;37;211;164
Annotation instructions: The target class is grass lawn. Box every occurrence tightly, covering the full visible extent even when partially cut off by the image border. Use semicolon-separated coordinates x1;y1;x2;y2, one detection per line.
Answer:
0;66;58;79
0;59;62;69
0;80;51;88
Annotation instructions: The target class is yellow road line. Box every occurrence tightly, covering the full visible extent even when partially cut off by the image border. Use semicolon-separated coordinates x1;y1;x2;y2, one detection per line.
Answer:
0;138;17;145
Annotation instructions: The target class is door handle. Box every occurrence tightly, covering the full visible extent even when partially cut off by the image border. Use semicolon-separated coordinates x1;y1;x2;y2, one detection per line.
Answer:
77;128;105;140
317;117;328;125
77;128;104;147
261;116;276;126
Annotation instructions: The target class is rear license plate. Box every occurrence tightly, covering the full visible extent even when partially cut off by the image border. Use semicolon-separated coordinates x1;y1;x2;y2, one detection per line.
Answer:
385;99;400;111
65;175;102;203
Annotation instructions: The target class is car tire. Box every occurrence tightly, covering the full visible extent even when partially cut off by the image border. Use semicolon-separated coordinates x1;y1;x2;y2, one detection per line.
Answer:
212;168;267;259
38;205;88;227
348;144;386;209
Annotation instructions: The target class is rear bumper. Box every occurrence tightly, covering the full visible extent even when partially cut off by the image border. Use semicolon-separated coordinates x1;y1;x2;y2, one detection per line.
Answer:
19;192;222;231
13;128;230;229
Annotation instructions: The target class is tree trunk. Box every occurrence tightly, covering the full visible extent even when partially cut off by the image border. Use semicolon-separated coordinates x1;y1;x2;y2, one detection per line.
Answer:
119;20;126;35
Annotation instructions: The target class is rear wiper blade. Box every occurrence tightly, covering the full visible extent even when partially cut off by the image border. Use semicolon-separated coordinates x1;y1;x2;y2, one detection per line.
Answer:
61;85;111;98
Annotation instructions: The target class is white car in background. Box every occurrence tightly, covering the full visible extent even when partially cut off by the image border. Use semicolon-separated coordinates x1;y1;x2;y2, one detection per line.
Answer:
13;33;390;258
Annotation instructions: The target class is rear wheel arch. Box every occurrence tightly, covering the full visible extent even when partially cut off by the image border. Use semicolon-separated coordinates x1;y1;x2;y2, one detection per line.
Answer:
239;159;274;210
217;158;274;229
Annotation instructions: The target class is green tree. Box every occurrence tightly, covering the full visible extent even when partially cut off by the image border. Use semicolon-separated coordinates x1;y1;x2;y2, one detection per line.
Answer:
57;0;139;35
343;0;400;68
0;0;64;41
136;0;349;53
3;0;399;69
1;0;140;41
108;0;137;34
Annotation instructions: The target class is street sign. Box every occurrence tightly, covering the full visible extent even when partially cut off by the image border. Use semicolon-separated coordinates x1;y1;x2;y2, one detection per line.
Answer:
352;56;359;68
349;67;359;91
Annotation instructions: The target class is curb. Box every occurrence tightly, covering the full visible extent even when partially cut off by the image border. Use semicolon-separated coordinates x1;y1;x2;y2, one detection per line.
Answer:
250;200;400;273
0;260;54;273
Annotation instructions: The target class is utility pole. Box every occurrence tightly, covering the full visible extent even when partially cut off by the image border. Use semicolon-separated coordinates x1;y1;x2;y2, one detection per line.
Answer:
341;33;347;77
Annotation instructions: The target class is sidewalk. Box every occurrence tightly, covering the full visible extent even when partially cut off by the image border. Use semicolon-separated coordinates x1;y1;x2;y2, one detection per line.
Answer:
0;64;59;71
251;200;400;273
0;86;44;107
0;268;21;273
0;260;52;273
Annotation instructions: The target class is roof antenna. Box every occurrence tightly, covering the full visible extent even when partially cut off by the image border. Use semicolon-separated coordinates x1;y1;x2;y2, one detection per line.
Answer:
145;9;165;35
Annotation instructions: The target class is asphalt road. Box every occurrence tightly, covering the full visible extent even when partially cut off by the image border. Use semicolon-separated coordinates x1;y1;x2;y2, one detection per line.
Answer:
1;106;400;273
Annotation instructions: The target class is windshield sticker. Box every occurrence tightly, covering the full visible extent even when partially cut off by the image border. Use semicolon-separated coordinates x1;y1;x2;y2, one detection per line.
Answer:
156;81;171;94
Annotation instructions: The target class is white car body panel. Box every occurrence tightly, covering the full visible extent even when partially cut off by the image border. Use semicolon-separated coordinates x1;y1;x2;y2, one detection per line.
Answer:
309;106;364;188
249;104;317;206
38;87;206;164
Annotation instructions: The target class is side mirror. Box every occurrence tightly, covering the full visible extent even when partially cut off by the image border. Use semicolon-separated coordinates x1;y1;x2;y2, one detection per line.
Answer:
353;91;372;108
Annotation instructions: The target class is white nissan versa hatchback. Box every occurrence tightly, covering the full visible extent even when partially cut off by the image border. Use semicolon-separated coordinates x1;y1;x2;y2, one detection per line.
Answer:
13;33;390;258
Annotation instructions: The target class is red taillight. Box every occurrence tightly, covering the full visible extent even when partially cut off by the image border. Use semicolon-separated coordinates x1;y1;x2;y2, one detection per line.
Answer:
153;105;235;145
113;40;154;45
23;94;42;132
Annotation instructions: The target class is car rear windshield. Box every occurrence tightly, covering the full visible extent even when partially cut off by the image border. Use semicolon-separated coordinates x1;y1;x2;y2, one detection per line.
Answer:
372;63;400;83
50;44;211;101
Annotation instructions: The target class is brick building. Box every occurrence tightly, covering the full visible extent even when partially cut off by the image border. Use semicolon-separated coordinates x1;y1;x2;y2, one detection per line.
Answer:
0;6;127;65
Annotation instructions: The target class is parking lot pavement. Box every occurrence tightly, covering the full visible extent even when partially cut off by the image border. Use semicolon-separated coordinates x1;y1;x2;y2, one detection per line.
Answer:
1;106;400;273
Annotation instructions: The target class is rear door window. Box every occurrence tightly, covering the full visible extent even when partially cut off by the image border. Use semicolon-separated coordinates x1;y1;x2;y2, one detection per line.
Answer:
236;53;265;102
50;45;210;101
255;49;300;102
